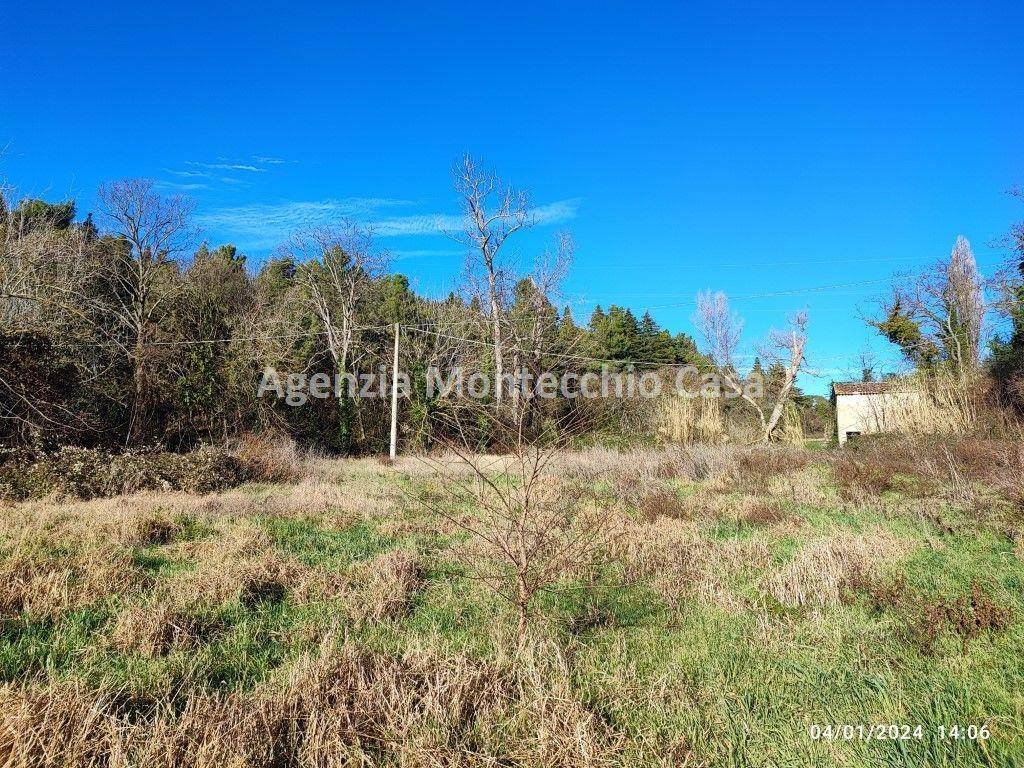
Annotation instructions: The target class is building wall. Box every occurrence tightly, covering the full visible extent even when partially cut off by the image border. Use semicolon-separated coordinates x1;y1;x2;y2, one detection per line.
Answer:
835;392;921;444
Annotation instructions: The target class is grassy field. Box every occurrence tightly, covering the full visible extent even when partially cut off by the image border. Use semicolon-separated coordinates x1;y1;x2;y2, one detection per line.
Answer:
1;441;1022;766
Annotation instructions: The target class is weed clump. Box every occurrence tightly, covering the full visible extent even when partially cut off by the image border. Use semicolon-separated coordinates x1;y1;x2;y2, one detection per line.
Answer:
637;489;689;522
110;600;225;657
832;437;936;498
147;521;311;614
833;434;1024;505
348;549;423;622
733;447;811;488
740;499;789;527
122;511;181;546
910;584;1013;652
848;574;1014;654
0;546;146;620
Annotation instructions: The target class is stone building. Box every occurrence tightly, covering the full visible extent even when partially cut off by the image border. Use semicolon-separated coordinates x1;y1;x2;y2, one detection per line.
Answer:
832;380;920;445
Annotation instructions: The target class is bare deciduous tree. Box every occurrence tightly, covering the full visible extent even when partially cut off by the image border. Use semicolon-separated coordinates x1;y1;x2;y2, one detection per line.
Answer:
695;290;808;443
453;155;533;404
98;179;195;443
288;224;385;375
417;405;614;648
507;232;574;411
943;235;985;371
761;312;809;440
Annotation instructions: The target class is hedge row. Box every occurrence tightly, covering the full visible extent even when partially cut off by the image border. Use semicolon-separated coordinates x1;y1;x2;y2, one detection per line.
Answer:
0;446;246;501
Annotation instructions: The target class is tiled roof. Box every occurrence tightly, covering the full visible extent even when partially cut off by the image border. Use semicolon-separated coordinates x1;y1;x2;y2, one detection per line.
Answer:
832;380;901;396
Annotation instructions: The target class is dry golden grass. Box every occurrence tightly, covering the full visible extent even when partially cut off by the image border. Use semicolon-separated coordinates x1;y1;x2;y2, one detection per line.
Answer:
233;432;305;484
615;515;771;611
762;464;838;506
832;432;1024;512
763;530;914;610
871;370;985;438
0;545;146;620
655;393;725;444
0;637;621;768
635;489;690;522
1;439;1023;766
346;549;423;623
0;481;363;550
739;498;791;527
163;520;309;609
109;598;222;658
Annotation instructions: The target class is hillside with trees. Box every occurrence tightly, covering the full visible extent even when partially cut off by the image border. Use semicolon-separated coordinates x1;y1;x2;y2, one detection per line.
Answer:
0;163;816;455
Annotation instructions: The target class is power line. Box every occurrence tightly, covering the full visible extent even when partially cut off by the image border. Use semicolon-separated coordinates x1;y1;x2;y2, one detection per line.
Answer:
134;274;913;355
130;318;882;372
400;324;865;367
565;277;897;309
146;323;394;347
148;329;325;346
571;254;1008;273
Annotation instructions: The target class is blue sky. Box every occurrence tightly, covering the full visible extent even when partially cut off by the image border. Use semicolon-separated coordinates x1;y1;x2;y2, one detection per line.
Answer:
2;1;1022;393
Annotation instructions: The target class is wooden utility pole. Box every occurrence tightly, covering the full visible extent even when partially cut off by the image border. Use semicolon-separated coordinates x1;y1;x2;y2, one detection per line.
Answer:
389;322;400;461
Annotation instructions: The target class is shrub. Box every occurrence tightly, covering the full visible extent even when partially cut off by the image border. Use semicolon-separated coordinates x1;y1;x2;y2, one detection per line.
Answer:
160;447;246;494
832;449;899;498
422;438;617;647
0;448;48;501
833;435;946;498
233;432;303;484
0;447;245;501
833;434;1024;503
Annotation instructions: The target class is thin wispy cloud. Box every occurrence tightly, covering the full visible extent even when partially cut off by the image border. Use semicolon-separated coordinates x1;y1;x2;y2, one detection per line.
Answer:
155;180;208;191
197;196;581;251
187;161;265;173
161;154;292;194
391;248;465;260
370;213;464;236
180;155;291;175
531;197;581;225
369;198;581;237
197;197;415;249
165;168;209;178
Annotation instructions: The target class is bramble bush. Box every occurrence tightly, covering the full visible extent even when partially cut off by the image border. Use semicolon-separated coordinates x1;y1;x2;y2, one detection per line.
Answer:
0;446;245;501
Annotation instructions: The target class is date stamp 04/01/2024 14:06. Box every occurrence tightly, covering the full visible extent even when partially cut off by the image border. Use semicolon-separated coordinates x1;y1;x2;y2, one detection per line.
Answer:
808;724;992;742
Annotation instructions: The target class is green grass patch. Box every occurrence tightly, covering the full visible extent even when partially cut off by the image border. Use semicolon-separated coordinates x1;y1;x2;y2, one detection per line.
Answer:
262;517;395;569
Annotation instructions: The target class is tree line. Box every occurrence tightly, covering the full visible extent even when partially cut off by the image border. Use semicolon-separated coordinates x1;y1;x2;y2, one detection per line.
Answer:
18;157;1014;453
2;162;737;454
